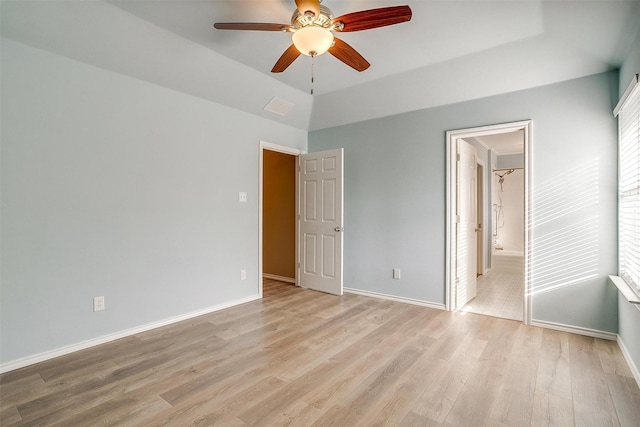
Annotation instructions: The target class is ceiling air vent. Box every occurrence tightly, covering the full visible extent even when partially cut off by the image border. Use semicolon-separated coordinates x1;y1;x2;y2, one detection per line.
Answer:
264;97;295;117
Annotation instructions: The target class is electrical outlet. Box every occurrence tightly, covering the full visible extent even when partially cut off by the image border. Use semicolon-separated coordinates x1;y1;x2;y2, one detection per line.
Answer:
239;192;247;203
240;270;247;280
93;296;105;312
393;268;401;280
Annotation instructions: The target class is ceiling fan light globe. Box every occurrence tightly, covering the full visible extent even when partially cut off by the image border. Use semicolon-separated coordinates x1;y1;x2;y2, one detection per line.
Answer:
292;26;334;56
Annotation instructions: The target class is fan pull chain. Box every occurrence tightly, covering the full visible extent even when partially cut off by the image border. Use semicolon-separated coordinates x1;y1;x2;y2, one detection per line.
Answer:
310;53;315;95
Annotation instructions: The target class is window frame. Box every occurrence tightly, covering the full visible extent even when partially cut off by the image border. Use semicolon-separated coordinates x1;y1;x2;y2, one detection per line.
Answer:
614;73;640;299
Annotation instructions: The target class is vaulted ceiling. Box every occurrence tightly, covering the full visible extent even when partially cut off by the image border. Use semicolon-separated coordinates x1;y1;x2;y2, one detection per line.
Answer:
2;1;639;131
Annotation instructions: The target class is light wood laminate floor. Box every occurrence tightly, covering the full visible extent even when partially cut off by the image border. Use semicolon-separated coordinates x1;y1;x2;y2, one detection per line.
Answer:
1;279;639;426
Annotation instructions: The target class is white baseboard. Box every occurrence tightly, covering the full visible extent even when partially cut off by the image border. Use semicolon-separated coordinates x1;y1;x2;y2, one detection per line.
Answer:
344;287;445;310
0;294;261;374
530;319;617;341
262;274;296;284
617;335;640;388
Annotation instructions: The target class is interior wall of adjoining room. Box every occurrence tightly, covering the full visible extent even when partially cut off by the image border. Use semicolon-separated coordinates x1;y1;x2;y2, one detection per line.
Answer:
492;165;524;254
309;70;619;334
0;38;307;367
263;150;296;280
496;153;524;169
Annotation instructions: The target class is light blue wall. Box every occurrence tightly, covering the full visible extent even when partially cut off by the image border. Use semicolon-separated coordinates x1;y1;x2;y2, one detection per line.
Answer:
309;71;619;333
0;39;307;365
616;28;640;380
619;27;640;96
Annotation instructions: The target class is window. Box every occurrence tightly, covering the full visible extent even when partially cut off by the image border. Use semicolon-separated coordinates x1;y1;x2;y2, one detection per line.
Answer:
615;74;640;294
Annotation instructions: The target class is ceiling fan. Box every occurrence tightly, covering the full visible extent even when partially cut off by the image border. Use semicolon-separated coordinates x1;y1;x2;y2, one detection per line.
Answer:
214;0;412;73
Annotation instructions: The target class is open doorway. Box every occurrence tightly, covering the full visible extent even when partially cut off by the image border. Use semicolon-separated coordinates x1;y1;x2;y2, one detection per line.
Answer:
446;121;531;323
468;133;525;320
258;141;304;296
263;149;296;282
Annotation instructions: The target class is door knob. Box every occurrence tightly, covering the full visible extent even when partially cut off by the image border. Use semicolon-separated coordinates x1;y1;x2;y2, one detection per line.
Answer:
334;227;344;232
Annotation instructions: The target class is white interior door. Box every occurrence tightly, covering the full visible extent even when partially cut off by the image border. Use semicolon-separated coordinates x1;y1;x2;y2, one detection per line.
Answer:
299;149;344;295
456;140;478;307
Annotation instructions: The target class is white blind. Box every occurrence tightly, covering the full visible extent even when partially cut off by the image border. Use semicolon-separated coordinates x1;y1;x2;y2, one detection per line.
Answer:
617;76;640;293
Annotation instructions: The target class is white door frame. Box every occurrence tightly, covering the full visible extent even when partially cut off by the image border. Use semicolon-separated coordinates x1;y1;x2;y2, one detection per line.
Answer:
476;158;486;276
258;141;305;297
445;120;532;324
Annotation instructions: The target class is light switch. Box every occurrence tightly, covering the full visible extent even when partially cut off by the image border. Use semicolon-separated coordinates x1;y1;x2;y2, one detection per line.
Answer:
239;192;247;203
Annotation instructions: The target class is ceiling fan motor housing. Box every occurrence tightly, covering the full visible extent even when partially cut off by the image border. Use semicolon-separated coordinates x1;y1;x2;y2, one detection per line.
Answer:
291;5;336;30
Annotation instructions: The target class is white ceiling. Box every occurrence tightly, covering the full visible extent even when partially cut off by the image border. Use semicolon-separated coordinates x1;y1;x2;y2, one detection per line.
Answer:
2;1;639;131
472;130;525;155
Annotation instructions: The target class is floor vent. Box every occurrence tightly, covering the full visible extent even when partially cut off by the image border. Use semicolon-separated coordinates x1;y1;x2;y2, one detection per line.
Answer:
263;97;295;116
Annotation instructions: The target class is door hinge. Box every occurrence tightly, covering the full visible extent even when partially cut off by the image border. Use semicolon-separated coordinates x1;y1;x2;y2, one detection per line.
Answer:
456;154;461;161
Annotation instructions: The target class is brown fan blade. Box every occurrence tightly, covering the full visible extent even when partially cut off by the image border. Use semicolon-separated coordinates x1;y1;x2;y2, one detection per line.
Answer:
214;23;291;32
271;45;302;73
295;0;320;18
332;5;412;32
328;37;370;72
